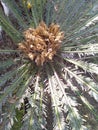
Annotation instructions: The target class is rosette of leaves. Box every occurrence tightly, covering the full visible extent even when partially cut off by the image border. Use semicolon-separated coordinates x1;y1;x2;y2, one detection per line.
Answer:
0;0;98;130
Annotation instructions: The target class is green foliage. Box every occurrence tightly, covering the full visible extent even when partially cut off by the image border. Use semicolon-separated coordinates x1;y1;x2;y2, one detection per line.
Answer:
0;0;98;130
11;109;24;130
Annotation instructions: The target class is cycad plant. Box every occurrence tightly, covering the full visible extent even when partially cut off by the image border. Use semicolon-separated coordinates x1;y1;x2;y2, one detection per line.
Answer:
0;0;98;130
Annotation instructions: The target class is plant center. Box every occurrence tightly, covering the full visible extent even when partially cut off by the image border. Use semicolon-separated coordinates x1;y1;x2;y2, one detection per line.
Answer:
18;21;64;66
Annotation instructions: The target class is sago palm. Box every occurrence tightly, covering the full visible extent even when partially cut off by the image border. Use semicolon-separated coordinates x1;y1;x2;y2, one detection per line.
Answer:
0;0;98;130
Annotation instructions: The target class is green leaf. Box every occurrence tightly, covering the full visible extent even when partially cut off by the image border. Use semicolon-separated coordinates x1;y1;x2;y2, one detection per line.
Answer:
0;13;22;42
0;50;19;53
3;0;27;28
0;59;15;70
0;68;28;103
66;59;98;75
0;64;26;87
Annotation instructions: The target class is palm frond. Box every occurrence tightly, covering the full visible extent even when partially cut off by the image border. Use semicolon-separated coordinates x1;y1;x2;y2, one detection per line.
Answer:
0;0;98;130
